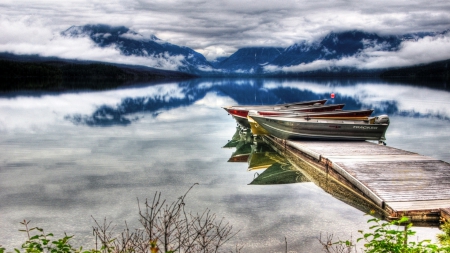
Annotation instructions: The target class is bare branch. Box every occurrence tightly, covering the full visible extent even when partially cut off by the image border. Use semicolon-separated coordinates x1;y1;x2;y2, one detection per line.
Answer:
89;184;239;253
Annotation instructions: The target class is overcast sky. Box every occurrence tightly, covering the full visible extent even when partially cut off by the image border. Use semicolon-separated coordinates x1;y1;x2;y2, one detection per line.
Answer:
1;0;450;64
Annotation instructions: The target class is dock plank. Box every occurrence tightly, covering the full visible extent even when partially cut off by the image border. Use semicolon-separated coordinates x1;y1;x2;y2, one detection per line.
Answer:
389;200;450;211
268;137;450;221
288;140;416;157
335;160;450;202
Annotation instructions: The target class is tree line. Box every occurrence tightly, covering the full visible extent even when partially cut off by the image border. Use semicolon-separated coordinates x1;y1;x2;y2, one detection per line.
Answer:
0;60;194;91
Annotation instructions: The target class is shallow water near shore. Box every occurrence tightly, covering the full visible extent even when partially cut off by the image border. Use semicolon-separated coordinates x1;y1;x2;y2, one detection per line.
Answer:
0;78;449;252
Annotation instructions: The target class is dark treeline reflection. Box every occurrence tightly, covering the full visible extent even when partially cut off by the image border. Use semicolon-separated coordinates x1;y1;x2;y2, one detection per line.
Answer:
61;78;449;127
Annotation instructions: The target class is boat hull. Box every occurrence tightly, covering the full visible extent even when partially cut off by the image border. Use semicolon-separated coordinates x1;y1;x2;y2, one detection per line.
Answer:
224;103;344;128
248;116;270;135
249;116;389;141
259;109;373;118
248;109;376;136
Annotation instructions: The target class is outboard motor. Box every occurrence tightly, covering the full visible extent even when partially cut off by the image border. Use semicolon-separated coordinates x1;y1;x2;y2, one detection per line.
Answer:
374;115;390;124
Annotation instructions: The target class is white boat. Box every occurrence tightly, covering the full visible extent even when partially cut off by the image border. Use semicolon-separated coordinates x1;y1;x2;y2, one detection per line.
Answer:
248;114;390;141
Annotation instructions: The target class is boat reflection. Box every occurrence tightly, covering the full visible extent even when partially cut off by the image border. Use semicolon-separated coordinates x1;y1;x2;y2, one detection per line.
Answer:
225;127;253;162
222;126;245;149
224;125;385;217
250;163;310;185
247;142;282;171
224;126;310;185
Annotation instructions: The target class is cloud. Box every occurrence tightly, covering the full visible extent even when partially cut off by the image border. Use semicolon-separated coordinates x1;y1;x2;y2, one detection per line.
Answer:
0;17;187;70
0;83;188;132
264;60;335;73
261;79;450;119
264;33;450;72
361;33;450;68
119;31;158;42
2;0;450;60
2;0;450;68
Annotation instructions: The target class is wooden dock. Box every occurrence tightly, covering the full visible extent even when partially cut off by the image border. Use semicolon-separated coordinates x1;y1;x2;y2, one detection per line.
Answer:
262;135;450;222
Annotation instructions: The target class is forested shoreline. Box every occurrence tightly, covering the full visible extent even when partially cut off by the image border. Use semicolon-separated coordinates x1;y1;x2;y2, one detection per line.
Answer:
1;56;449;91
380;59;450;81
0;59;196;91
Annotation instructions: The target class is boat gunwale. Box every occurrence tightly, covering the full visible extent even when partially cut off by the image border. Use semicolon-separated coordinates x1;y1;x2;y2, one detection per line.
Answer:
259;122;387;141
248;114;387;125
223;99;328;109
252;109;374;118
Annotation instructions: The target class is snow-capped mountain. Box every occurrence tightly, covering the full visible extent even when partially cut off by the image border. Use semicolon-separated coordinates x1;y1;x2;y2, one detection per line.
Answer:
215;47;283;74
270;31;402;67
60;25;448;76
61;24;212;73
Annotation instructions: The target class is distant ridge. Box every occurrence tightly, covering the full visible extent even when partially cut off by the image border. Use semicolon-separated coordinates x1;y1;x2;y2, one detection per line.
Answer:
270;31;402;67
215;47;284;73
58;25;449;76
61;24;212;74
1;25;449;79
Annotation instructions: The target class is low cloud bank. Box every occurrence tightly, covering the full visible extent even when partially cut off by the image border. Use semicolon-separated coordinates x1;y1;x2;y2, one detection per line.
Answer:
1;18;450;73
264;33;450;73
0;18;185;71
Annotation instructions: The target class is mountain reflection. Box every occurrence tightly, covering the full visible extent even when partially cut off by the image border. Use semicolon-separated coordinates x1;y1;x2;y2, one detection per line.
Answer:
64;78;450;127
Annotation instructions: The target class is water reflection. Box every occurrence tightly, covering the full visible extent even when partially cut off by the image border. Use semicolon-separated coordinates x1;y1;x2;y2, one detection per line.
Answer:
248;140;310;185
223;127;310;186
247;141;282;171
1;78;448;251
250;163;310;185
223;126;385;217
225;127;253;162
222;125;385;218
54;78;450;127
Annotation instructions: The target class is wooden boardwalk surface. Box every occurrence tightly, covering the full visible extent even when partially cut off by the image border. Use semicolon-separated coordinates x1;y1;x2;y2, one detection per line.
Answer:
263;136;450;222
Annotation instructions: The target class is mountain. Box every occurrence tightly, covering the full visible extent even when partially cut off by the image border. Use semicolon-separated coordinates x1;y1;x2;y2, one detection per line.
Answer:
61;24;212;74
209;57;228;68
270;31;402;67
207;31;406;75
8;24;449;77
215;47;283;73
60;25;412;76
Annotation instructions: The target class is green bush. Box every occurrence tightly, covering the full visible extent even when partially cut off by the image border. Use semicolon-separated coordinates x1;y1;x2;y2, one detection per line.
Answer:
438;220;450;246
357;216;449;252
321;215;450;253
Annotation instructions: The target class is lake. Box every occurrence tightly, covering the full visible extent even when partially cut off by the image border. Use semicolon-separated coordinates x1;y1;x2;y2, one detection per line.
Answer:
0;78;449;252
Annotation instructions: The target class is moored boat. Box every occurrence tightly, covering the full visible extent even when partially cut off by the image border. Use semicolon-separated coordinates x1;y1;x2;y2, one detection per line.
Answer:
223;99;342;128
248;114;390;141
256;108;373;119
224;99;327;112
248;116;271;135
247;109;375;136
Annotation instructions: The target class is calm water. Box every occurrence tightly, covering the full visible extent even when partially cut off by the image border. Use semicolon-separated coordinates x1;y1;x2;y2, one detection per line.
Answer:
0;78;449;252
